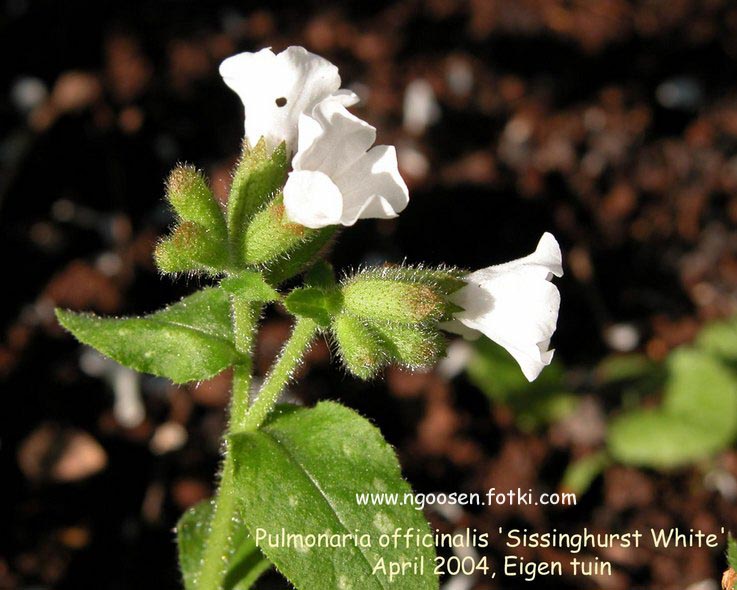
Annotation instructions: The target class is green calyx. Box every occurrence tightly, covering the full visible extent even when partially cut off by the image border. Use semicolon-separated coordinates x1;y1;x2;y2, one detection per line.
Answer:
227;139;288;264
341;265;466;324
325;265;464;379
332;314;390;379
157;166;229;275
331;314;447;379
166;165;227;239
155;138;338;283
155;221;228;274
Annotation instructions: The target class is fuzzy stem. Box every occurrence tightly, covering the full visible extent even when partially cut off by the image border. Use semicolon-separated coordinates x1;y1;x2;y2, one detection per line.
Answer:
241;317;318;432
230;300;261;429
195;299;260;590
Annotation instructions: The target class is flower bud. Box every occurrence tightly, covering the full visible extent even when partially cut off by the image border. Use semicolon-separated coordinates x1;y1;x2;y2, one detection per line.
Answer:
155;221;227;274
373;323;446;370
241;194;337;283
227;139;288;263
341;274;448;324
166;166;226;241
376;266;467;296
332;314;390;379
242;195;309;264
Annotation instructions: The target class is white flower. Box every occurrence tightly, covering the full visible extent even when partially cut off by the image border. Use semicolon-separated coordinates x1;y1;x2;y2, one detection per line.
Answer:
283;94;409;228
444;232;563;381
219;46;344;151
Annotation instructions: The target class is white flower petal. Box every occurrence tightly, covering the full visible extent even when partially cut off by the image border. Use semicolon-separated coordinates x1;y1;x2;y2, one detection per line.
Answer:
283;170;344;228
469;232;563;284
438;319;482;340
287;94;409;228
293;95;376;178
449;233;563;381
333;145;409;225
219;46;341;151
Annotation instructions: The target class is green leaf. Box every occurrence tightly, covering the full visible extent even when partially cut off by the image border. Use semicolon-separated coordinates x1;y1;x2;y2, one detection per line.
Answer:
663;348;737;431
560;452;609;496
467;339;577;430
727;534;737;570
595;354;659;384
231;402;439;590
221;271;279;302
305;261;337;290
284;287;341;327
697;317;737;364
56;287;239;384
608;411;720;468
607;348;737;468
177;500;270;590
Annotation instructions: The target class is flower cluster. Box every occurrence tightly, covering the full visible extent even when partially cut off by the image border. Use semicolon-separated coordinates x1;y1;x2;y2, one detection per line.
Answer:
220;47;408;229
219;46;563;381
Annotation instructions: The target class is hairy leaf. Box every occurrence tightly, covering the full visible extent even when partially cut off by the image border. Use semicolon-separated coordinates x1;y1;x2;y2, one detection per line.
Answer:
56;287;239;384
177;500;270;590
284;287;341;327
231;402;439;590
220;271;279;302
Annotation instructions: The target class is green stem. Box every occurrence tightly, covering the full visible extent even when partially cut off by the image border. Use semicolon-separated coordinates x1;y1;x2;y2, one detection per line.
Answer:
196;299;260;590
241;317;318;432
230;300;261;430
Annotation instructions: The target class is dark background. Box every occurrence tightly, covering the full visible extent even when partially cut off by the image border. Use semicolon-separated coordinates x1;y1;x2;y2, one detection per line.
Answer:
2;1;737;588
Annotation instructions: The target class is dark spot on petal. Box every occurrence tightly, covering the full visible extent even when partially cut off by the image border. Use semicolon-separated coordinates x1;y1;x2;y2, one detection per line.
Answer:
275;97;287;107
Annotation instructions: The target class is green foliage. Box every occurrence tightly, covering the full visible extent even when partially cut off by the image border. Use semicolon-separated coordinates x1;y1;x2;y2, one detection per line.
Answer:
607;348;737;468
596;353;661;385
697;317;737;365
727;534;737;571
560;452;610;497
220;270;279;302
55;128;493;590
177;500;270;590
304;260;337;290
284;287;342;328
56;287;239;384
230;402;439;590
467;338;577;430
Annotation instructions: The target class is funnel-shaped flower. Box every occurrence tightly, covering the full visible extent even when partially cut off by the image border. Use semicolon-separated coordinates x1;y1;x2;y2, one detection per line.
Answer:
444;233;563;381
219;46;346;151
283;95;409;228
